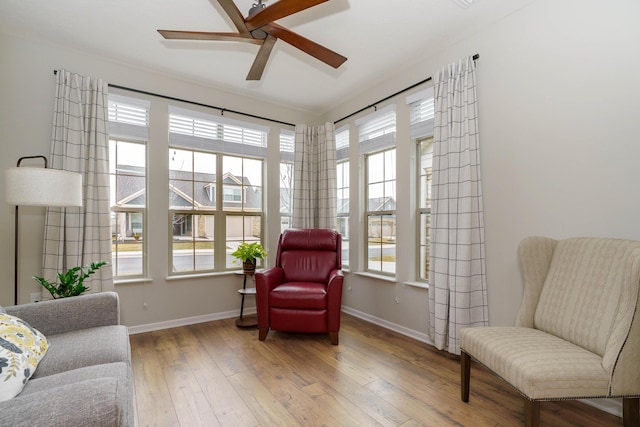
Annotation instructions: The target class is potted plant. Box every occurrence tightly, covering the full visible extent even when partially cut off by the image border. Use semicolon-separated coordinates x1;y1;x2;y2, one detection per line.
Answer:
231;242;267;274
32;261;108;299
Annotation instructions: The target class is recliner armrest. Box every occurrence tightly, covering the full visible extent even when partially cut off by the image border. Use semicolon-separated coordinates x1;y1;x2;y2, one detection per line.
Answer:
328;269;343;287
255;267;284;291
255;267;284;329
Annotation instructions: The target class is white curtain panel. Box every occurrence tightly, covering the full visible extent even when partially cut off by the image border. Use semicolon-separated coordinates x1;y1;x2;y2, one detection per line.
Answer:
292;123;337;229
42;69;114;295
428;56;488;355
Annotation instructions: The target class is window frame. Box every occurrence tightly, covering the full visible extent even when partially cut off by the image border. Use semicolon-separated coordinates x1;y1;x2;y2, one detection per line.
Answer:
416;136;434;282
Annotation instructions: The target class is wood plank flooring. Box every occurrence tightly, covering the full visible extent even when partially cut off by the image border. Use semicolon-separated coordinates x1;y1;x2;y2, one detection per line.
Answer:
130;314;624;426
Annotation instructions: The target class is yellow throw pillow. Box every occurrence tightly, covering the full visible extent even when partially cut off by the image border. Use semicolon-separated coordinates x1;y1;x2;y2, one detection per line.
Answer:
0;313;49;401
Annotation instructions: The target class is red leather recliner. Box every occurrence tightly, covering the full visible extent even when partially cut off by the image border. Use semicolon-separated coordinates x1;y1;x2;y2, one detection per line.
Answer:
255;228;344;345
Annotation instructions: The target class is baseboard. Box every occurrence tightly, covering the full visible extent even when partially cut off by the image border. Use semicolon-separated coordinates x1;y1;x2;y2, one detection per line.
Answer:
341;306;434;346
127;308;256;335
578;398;622;418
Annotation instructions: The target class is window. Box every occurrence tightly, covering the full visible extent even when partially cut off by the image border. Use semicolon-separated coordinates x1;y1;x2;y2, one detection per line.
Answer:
280;130;294;232
417;138;433;281
335;127;350;268
108;95;149;279
408;87;435;282
223;155;263;269
169;149;216;273
358;107;396;275
365;148;396;274
168;107;267;274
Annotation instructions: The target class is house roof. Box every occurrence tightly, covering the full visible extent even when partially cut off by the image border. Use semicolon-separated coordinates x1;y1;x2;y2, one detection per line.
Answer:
115;165;261;210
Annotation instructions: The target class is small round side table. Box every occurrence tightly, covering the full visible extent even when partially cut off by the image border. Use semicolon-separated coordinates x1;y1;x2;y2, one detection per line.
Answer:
235;271;257;328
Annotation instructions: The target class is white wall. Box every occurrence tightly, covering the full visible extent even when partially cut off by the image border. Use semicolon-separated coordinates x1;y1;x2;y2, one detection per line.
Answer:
2;0;640;337
330;0;640;329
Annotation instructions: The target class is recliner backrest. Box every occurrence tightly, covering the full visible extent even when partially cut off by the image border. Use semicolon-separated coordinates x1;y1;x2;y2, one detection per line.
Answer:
276;229;341;283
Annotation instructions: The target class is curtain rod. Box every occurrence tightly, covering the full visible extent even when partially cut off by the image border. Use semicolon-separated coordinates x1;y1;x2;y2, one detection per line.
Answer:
53;70;296;128
334;53;479;125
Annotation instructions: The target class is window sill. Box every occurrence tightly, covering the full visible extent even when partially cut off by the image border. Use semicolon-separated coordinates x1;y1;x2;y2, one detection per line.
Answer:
353;271;396;283
166;271;240;281
114;277;153;285
403;281;429;290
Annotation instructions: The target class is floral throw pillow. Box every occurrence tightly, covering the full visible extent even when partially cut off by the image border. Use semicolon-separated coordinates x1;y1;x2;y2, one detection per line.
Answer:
0;313;49;401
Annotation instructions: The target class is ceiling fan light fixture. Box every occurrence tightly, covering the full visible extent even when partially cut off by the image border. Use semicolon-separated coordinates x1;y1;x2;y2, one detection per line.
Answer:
248;1;266;17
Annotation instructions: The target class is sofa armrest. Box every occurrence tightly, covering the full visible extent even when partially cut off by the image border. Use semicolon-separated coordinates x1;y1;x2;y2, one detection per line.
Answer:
4;291;120;336
0;376;130;427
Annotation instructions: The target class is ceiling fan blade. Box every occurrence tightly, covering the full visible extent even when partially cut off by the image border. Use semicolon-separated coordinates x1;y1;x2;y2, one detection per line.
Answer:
246;35;277;80
245;0;329;31
263;23;346;69
158;30;262;44
216;0;251;35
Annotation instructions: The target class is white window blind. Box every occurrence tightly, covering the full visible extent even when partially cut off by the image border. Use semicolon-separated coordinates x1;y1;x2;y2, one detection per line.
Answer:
335;126;349;161
356;105;396;154
280;129;295;162
407;87;435;140
168;106;269;157
108;94;149;140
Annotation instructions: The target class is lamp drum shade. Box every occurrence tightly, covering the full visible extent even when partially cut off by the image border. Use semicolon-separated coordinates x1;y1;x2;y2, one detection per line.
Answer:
5;167;83;207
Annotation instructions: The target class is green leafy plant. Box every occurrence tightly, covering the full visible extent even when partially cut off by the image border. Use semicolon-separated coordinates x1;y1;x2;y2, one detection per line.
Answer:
32;261;108;299
231;242;267;263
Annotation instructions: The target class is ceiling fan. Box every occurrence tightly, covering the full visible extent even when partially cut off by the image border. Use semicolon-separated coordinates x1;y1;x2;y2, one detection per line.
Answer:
157;0;347;81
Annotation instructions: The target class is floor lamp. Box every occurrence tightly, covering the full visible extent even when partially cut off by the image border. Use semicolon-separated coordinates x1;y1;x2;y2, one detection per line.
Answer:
5;156;83;305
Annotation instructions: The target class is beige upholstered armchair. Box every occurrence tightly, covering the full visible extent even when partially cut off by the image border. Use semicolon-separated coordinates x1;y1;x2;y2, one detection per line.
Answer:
460;237;640;427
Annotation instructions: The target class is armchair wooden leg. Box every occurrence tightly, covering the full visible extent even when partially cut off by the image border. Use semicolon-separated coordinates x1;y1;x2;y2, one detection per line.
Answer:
461;350;471;402
623;397;639;427
523;399;540;427
329;332;339;345
258;328;269;341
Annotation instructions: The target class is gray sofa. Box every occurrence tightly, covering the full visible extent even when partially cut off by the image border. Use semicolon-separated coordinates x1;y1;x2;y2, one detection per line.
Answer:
0;291;133;427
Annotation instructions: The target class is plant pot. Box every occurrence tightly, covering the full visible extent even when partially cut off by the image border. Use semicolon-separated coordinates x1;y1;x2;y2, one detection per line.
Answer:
242;260;256;275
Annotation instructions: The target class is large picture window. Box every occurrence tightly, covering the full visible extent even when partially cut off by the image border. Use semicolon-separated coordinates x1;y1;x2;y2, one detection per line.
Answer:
168;107;267;274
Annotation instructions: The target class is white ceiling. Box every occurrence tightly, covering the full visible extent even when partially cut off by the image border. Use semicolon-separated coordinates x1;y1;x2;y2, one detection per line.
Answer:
0;0;534;114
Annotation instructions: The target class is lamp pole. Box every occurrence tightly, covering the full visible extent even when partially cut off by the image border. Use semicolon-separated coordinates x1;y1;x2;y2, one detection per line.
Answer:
13;156;49;305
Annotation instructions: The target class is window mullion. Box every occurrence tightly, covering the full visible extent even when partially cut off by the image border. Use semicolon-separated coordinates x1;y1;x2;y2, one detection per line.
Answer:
214;154;226;270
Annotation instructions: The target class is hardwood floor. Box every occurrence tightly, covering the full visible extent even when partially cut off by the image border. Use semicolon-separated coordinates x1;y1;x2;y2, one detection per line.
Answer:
130;314;623;426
